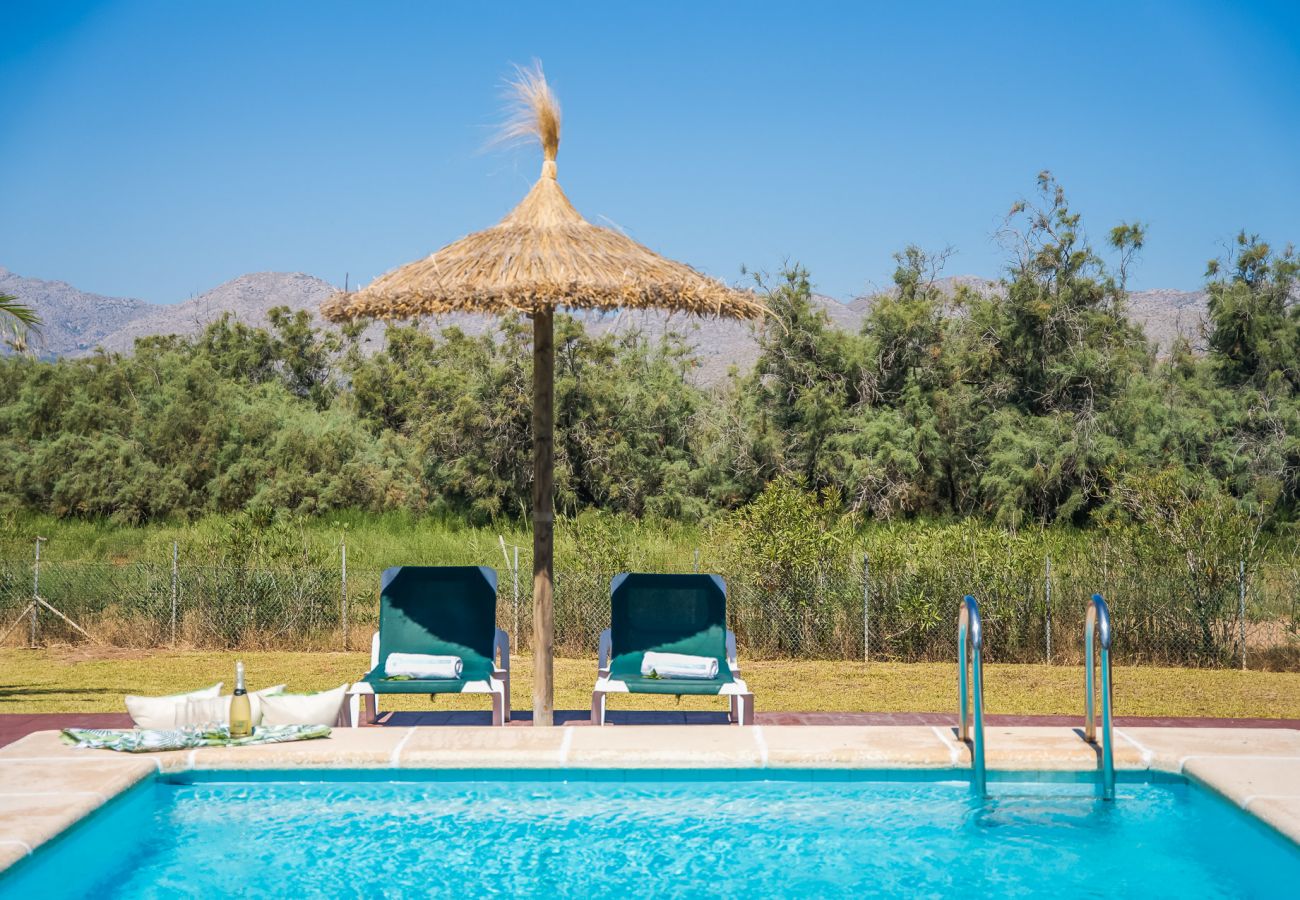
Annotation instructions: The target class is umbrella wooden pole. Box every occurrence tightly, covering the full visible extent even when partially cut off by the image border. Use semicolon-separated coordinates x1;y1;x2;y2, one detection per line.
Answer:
531;306;555;726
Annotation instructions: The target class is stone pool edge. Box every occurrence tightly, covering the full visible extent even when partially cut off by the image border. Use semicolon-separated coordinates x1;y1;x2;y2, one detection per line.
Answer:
2;724;1299;870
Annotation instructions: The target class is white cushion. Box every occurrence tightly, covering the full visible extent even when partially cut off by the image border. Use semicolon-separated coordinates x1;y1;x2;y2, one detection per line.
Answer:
251;684;286;724
181;685;287;728
259;685;348;727
124;683;223;730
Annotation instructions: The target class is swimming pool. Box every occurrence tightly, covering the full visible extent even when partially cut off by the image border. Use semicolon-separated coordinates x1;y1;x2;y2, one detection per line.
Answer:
3;769;1297;897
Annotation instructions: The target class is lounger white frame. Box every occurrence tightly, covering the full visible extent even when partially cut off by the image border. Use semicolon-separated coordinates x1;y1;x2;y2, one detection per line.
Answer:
347;628;511;727
590;627;755;726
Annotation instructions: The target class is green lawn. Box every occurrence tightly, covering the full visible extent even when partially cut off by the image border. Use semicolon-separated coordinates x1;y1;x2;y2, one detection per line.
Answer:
2;649;1297;718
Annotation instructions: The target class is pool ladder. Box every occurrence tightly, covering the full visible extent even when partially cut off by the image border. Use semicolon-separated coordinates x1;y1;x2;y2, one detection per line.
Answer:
958;594;986;797
1085;592;1116;801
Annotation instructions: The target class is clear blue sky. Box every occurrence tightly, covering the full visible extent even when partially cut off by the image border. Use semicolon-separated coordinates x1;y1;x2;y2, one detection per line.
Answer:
2;1;1298;304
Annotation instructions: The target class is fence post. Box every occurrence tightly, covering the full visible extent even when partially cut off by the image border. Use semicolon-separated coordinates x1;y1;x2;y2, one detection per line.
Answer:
340;539;349;652
862;553;870;663
30;537;44;649
1238;559;1246;671
512;545;520;652
693;548;700;574
170;541;179;647
1044;553;1053;664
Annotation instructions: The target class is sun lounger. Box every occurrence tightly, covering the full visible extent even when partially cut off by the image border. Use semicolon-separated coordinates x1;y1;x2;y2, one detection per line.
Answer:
591;573;754;725
350;566;510;727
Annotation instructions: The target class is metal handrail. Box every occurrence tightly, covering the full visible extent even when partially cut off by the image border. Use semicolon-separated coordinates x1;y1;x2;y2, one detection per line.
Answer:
1085;592;1115;801
958;594;986;797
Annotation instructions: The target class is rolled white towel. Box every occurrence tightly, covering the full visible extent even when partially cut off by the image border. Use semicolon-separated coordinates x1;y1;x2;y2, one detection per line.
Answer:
384;653;463;680
640;651;719;680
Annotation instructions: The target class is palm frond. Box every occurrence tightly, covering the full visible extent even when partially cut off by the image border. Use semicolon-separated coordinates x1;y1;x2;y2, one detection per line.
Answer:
0;292;41;331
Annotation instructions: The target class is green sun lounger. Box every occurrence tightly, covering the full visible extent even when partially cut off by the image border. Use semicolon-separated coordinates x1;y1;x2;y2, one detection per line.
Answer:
591;572;754;725
351;566;510;726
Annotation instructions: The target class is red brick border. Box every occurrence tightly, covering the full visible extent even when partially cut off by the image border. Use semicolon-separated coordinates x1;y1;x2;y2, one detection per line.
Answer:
4;711;1296;748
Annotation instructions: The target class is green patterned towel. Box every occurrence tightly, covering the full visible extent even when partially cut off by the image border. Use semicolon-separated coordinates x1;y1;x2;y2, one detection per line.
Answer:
61;723;331;753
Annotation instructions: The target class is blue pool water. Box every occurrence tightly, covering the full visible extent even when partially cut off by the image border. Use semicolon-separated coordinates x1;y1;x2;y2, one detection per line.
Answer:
3;769;1298;898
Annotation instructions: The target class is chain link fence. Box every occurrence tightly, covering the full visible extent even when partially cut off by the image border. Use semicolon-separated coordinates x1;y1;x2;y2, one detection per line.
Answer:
1;540;1297;669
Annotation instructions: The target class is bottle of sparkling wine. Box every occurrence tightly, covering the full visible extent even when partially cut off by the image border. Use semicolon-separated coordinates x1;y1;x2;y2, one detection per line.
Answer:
229;660;252;738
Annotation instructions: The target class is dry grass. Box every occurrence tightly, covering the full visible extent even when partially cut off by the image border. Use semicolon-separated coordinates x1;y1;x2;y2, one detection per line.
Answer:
2;649;1297;718
495;60;561;160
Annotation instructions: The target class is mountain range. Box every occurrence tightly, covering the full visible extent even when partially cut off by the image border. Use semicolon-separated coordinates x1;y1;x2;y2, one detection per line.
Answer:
1;266;1207;384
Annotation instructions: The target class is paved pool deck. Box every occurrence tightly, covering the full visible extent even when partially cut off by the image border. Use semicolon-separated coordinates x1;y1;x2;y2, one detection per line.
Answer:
2;721;1299;872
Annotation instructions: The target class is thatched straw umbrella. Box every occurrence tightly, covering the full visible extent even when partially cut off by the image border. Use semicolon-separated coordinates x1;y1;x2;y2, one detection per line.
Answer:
323;65;766;726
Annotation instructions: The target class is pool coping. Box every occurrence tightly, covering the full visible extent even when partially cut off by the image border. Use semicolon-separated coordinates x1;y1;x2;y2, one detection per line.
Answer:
2;724;1299;870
